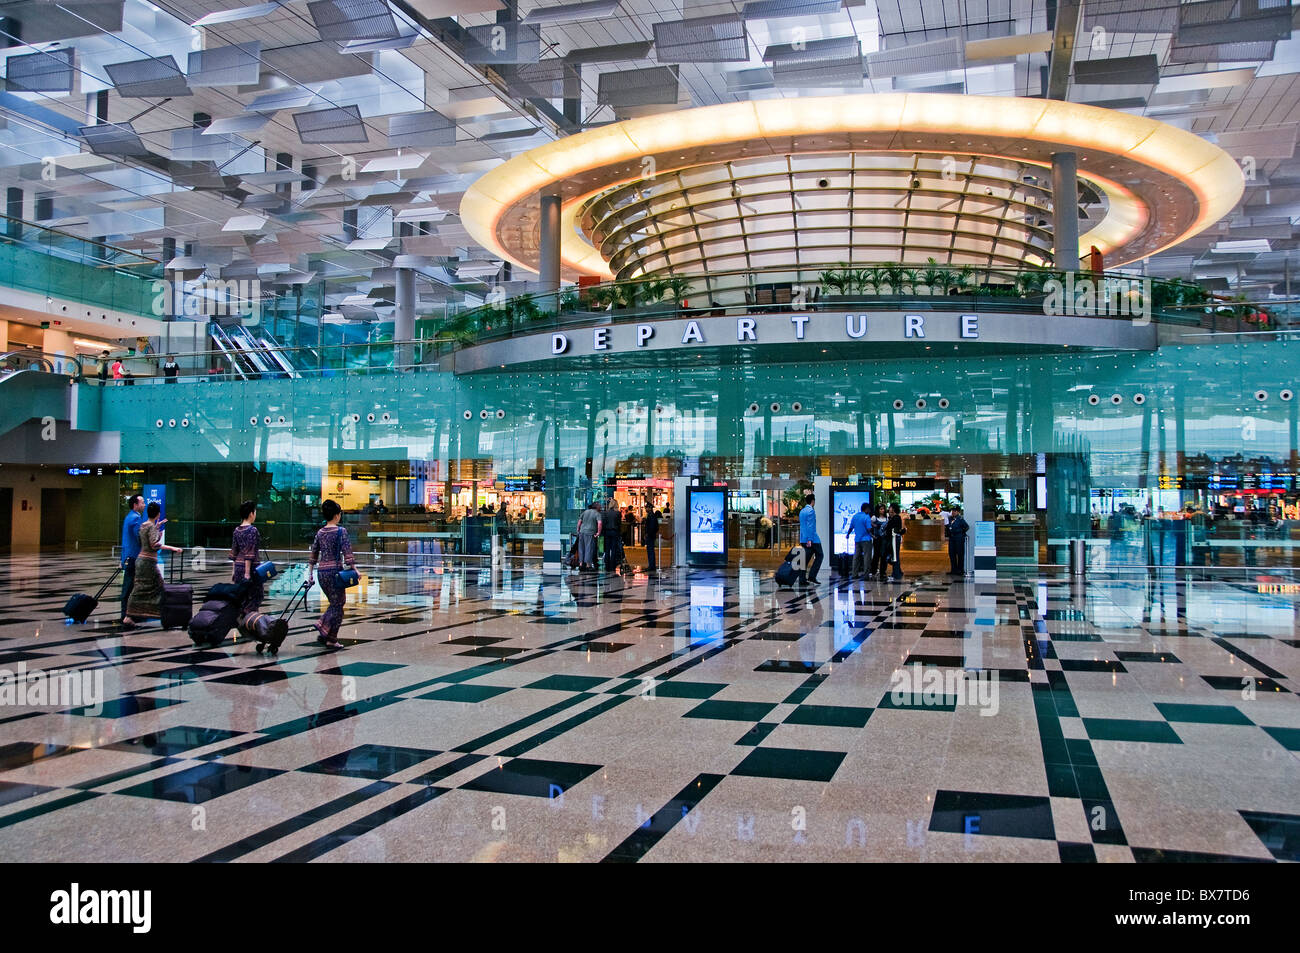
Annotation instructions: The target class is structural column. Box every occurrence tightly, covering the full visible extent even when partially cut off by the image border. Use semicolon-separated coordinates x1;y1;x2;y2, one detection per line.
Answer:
538;193;562;306
1051;152;1079;271
394;266;416;369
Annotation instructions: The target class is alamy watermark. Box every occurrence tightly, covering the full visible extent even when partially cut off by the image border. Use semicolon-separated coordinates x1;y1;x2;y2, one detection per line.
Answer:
1043;272;1151;326
889;662;999;716
0;662;104;715
150;278;262;320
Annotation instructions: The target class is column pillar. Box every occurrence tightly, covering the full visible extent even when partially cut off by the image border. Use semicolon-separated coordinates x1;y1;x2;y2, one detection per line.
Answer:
1051;152;1079;271
6;187;22;239
538;193;561;306
394;266;416;370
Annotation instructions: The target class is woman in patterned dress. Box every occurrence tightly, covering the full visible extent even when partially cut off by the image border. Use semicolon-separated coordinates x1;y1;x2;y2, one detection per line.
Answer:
230;500;265;616
307;499;356;650
122;502;184;625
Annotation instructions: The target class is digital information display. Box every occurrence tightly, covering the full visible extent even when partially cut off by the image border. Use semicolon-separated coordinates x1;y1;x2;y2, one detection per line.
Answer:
830;488;873;556
687;487;727;566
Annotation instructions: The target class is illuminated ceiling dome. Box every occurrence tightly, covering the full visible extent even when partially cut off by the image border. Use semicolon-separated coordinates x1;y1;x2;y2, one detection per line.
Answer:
461;93;1244;281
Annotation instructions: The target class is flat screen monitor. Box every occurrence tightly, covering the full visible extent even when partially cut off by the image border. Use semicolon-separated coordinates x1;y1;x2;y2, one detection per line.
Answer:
687;486;727;566
830;487;873;556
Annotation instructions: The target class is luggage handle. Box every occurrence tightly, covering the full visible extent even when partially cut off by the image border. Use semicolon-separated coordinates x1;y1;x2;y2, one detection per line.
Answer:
93;565;123;601
169;553;184;584
276;578;313;621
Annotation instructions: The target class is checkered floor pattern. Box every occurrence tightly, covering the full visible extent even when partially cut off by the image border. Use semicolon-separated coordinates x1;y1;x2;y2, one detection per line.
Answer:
0;554;1296;862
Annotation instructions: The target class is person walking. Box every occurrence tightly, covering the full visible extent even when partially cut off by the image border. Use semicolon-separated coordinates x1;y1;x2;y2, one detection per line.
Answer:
798;492;823;585
111;357;124;385
603;499;624;572
163;355;179;382
119;494;145;619
847;502;873;580
886;503;906;582
945;505;970;576
307;500;356;650
577;501;601;571
122;502;184;625
644;508;660;572
230;500;265;615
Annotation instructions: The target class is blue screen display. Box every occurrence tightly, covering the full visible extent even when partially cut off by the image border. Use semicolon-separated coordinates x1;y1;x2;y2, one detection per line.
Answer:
832;490;872;555
689;490;726;554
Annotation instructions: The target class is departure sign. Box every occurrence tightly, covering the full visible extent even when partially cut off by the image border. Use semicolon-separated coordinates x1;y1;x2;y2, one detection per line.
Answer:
871;477;935;491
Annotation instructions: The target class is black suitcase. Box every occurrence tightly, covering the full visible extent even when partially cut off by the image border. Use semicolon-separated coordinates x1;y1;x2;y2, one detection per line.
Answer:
159;557;193;631
774;561;797;589
189;582;248;646
242;578;313;656
64;566;122;623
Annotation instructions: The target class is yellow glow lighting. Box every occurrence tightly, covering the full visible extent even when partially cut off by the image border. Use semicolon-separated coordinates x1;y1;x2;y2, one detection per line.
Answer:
462;93;1244;277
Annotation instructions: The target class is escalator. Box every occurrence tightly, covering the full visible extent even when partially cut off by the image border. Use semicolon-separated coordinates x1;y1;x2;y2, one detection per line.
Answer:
208;323;301;379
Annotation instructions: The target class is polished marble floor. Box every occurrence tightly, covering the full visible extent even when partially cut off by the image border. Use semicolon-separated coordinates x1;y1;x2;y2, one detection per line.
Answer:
0;554;1297;862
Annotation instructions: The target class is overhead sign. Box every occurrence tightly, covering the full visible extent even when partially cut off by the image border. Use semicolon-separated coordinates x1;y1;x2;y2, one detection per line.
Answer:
454;309;1159;373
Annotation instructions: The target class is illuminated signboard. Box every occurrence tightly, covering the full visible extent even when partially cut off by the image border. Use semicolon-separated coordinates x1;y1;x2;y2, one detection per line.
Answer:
686;486;727;567
830;486;873;557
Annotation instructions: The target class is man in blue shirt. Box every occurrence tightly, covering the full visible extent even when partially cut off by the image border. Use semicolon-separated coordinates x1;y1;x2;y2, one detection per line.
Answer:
120;494;145;617
847;502;873;580
798;492;823;585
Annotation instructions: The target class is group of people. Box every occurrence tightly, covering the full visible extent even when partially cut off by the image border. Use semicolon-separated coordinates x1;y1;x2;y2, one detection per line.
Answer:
117;495;358;650
575;500;663;573
795;494;971;586
95;351;181;384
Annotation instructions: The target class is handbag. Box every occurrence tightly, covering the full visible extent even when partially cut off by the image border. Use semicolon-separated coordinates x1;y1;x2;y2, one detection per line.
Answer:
254;560;278;581
337;568;360;588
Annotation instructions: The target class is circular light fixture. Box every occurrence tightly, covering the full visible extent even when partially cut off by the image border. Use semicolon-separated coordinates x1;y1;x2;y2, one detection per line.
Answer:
463;94;1244;279
1087;394;1100;405
180;418;190;428
937;397;950;409
277;415;286;424
156;419;165;428
496;409;506;419
462;409;473;420
168;418;177;428
366;412;376;423
892;399;905;410
263;416;272;425
248;415;258;426
1133;393;1145;405
770;402;781;412
747;402;760;414
1255;390;1268;402
1110;394;1123;404
791;401;803;412
480;409;490;419
915;398;927;409
381;412;391;422
1281;389;1293;402
350;413;360;423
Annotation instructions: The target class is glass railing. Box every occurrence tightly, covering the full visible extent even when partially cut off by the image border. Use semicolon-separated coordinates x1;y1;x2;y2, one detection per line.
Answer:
0;214;164;314
434;265;1298;349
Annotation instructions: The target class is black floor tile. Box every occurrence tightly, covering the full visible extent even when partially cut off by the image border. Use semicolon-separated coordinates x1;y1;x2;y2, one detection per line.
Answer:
1153;702;1253;725
317;661;406;677
684;699;777;722
208;669;306;686
1239;810;1300;862
117;762;282;804
417;684;514;703
754;659;823;674
460;757;601;799
730;746;845;782
526;674;609;692
64;695;182;718
103;725;243;756
929;790;1055;840
1083;718;1182;744
784;704;872;728
301;743;440;780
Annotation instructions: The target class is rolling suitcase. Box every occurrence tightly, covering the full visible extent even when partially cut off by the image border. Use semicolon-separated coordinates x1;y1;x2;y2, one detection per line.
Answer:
159;557;193;631
243;578;313;656
774;560;797;589
64;566;122;623
189;582;248;647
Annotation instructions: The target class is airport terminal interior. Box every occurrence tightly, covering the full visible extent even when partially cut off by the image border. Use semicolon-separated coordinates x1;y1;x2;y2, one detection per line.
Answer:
0;0;1297;864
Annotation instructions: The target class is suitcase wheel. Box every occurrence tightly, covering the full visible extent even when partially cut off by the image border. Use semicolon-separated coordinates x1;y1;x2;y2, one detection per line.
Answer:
255;642;266;654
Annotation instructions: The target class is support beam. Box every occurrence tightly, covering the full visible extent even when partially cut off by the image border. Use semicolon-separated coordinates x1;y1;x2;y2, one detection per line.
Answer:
1051;151;1080;270
395;267;416;369
1046;0;1080;101
538;193;562;301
